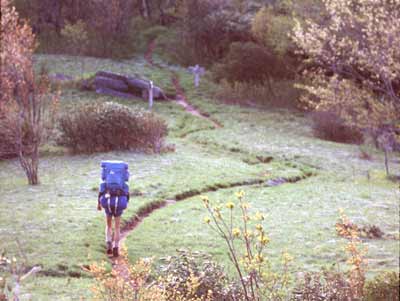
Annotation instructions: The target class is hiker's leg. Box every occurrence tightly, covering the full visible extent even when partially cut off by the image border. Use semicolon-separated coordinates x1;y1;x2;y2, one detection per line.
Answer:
105;215;113;244
114;216;121;248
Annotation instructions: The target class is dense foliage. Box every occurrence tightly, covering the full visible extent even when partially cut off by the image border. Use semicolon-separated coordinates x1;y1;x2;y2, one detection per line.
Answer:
311;111;364;144
293;0;400;175
213;42;284;85
293;0;400;136
363;271;400;301
157;250;241;300
58;102;167;153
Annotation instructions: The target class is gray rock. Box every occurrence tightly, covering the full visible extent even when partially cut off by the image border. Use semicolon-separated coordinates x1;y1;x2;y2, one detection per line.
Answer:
92;71;167;100
95;71;128;82
94;76;129;92
125;77;150;93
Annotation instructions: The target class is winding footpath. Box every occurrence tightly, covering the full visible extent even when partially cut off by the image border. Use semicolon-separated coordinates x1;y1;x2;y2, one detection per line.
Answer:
109;41;313;286
145;40;222;128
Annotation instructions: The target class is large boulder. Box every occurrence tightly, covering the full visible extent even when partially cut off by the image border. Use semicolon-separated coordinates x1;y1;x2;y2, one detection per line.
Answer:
125;77;165;99
92;71;167;101
125;77;151;94
94;76;129;92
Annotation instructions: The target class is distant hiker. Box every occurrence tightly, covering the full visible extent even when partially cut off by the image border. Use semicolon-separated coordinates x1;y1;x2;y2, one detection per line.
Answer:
97;161;130;257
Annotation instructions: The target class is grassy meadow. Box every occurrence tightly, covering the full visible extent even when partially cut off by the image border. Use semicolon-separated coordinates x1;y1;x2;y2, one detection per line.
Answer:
0;54;398;299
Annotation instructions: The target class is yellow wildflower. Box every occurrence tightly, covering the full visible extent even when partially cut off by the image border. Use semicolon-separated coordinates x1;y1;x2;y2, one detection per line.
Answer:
282;251;293;263
201;195;209;207
201;195;209;202
255;224;263;231
226;201;235;209
235;190;245;198
255;254;264;263
232;228;241;237
204;217;211;224
244;230;253;238
258;235;270;245
254;211;265;221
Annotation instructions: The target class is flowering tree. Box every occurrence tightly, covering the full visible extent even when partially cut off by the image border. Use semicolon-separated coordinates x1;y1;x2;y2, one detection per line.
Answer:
0;0;57;185
293;0;400;173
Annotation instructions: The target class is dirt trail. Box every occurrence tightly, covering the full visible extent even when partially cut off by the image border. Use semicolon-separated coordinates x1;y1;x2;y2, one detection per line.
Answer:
110;40;225;280
109;41;311;285
110;199;176;285
144;40;222;128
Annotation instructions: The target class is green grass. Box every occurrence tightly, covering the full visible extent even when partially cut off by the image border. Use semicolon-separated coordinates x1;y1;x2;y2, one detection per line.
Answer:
127;175;399;276
0;54;398;298
19;277;94;300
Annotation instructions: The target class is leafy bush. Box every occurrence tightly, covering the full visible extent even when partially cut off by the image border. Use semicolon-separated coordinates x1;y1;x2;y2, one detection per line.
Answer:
364;271;399;301
215;79;300;108
158;249;241;300
251;5;295;56
213;42;289;85
311;111;364;144
292;270;354;300
173;0;249;66
58;102;167;153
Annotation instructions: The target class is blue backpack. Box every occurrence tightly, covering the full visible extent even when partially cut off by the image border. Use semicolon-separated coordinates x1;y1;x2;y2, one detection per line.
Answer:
99;160;130;216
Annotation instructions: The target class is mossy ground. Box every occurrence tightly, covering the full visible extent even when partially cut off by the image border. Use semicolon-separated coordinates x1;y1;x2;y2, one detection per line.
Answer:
0;54;398;299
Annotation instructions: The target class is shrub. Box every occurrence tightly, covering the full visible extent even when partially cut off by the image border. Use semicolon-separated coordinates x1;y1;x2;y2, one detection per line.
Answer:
201;192;293;300
87;252;163;300
292;270;353;300
364;271;399;301
311;111;364;144
215;79;300;108
158;249;241;300
251;6;295;56
213;42;280;84
58;102;167;153
174;0;249;66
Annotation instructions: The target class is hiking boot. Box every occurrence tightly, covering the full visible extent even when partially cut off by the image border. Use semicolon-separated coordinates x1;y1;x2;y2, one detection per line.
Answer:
113;247;119;257
106;242;113;255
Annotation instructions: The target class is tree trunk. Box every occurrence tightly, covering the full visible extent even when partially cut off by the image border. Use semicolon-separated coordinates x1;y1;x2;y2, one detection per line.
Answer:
141;0;151;19
19;150;39;185
384;149;390;176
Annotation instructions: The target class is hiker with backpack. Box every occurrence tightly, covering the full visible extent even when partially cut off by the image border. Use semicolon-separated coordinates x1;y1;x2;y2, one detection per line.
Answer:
97;161;130;257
